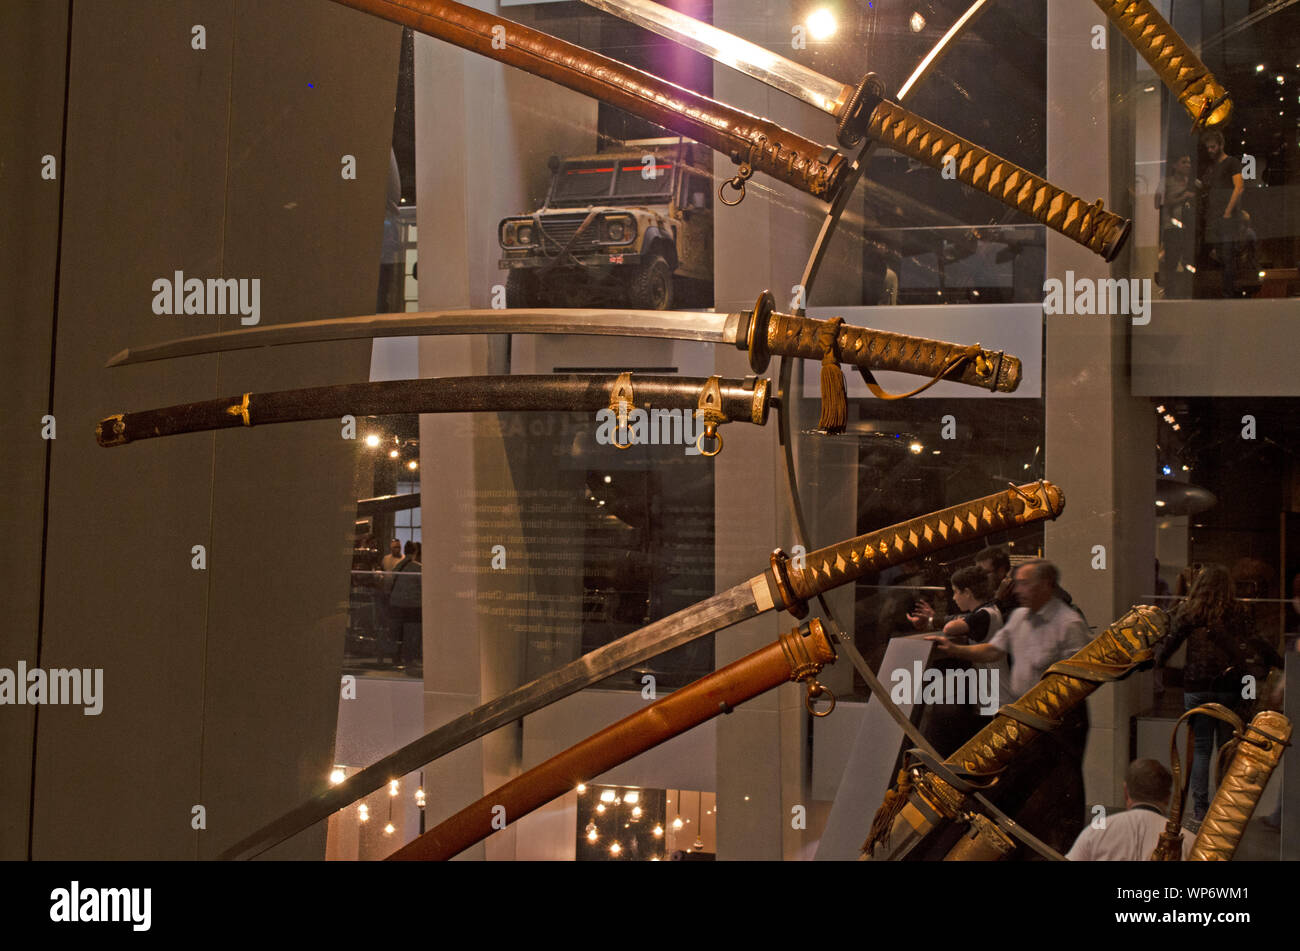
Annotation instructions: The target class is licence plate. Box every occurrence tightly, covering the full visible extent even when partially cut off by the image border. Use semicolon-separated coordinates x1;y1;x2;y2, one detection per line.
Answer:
609;254;624;264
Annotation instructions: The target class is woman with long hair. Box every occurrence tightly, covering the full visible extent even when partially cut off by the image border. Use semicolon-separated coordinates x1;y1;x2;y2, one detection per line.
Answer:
1156;563;1282;821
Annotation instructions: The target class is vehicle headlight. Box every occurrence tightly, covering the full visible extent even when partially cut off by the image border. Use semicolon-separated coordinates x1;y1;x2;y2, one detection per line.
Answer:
606;220;625;242
501;222;517;247
517;225;534;245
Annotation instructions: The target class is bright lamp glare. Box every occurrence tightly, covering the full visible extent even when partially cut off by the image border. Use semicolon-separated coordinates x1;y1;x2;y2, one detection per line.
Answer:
806;8;837;41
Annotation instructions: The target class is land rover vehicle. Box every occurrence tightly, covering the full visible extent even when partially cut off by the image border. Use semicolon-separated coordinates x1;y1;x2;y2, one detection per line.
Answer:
498;138;713;310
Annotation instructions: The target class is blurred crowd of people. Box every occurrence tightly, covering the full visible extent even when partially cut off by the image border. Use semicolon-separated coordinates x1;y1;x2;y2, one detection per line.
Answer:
352;535;422;668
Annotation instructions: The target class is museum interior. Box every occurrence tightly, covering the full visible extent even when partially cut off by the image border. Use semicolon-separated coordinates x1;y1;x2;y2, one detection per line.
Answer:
3;0;1298;863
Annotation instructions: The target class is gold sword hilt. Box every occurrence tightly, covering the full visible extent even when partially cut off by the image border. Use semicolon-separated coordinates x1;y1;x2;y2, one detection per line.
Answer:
1093;0;1232;129
862;94;1131;261
740;291;1020;394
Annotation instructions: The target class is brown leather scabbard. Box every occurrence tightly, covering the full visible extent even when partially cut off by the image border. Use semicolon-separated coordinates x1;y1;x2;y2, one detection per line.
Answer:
331;0;846;201
387;619;835;860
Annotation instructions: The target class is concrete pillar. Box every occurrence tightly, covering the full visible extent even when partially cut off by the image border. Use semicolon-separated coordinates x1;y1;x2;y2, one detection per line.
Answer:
1044;2;1156;808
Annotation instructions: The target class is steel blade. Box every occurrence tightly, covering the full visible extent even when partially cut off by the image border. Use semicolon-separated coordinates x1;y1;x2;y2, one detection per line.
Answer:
218;574;771;859
581;0;848;116
105;308;739;368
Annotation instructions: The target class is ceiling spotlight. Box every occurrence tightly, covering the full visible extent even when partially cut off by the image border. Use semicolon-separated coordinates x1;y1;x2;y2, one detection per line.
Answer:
653;824;664;837
1143;85;1156;93
631;806;642;819
388;449;399;458
587;828;598;842
1277;75;1285;84
909;11;926;32
806;8;837;41
407;460;418;471
1156;405;1166;413
603;475;612;484
576;783;586;794
596;803;606;814
623;791;639;805
610;842;622;855
364;434;380;448
1162;465;1172;475
600;789;617;803
1172;424;1181;431
329;768;346;785
908;441;923;454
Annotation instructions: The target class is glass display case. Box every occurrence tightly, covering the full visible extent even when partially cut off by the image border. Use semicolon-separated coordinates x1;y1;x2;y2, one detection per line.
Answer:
6;0;1297;877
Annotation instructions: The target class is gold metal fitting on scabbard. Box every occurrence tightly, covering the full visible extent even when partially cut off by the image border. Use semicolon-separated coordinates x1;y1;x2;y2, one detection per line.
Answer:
225;393;252;426
695;376;725;457
779;618;837;717
609;373;634;450
96;414;128;447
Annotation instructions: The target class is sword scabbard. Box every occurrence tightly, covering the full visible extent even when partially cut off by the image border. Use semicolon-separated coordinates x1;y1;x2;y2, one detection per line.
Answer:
1189;710;1291;861
331;0;846;201
1093;0;1232;128
388;619;837;860
948;605;1168;778
866;605;1168;860
97;374;770;448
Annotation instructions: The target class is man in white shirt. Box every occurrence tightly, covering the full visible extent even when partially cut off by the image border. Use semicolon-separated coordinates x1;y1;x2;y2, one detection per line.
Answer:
1067;759;1194;860
926;560;1089;703
926;559;1091;852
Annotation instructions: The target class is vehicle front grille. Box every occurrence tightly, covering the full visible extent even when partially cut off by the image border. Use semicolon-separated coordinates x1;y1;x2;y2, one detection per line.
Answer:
534;214;599;252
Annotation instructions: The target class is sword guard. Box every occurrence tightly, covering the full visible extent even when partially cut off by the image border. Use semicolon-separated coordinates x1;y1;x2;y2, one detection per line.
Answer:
746;291;776;373
768;549;808;619
837;72;886;148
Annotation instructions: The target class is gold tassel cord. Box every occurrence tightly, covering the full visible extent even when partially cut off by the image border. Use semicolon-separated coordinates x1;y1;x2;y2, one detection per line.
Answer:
817;316;847;432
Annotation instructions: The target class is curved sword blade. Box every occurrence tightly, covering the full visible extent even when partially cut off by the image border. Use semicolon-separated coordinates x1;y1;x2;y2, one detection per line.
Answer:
105;308;739;368
217;574;771;860
581;0;849;116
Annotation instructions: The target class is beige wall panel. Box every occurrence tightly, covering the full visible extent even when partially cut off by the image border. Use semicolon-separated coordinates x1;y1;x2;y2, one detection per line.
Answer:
0;1;72;860
29;0;399;859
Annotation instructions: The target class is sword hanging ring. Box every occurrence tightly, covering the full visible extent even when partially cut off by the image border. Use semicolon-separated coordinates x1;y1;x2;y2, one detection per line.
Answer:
804;680;836;717
719;162;752;206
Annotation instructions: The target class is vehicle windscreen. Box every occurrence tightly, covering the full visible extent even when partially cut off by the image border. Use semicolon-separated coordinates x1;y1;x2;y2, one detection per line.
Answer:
551;159;674;204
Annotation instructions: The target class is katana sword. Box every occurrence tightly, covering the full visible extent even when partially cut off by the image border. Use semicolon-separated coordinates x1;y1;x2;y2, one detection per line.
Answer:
217;480;1063;859
581;0;1130;261
106;294;1020;396
389;619;837;861
328;0;846;201
1092;0;1232;129
865;604;1168;861
95;373;768;454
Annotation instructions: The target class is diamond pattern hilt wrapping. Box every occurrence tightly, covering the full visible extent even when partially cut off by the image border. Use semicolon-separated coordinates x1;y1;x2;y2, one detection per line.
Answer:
946;604;1169;779
1093;0;1233;129
766;310;1020;394
786;481;1065;605
865;99;1131;261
